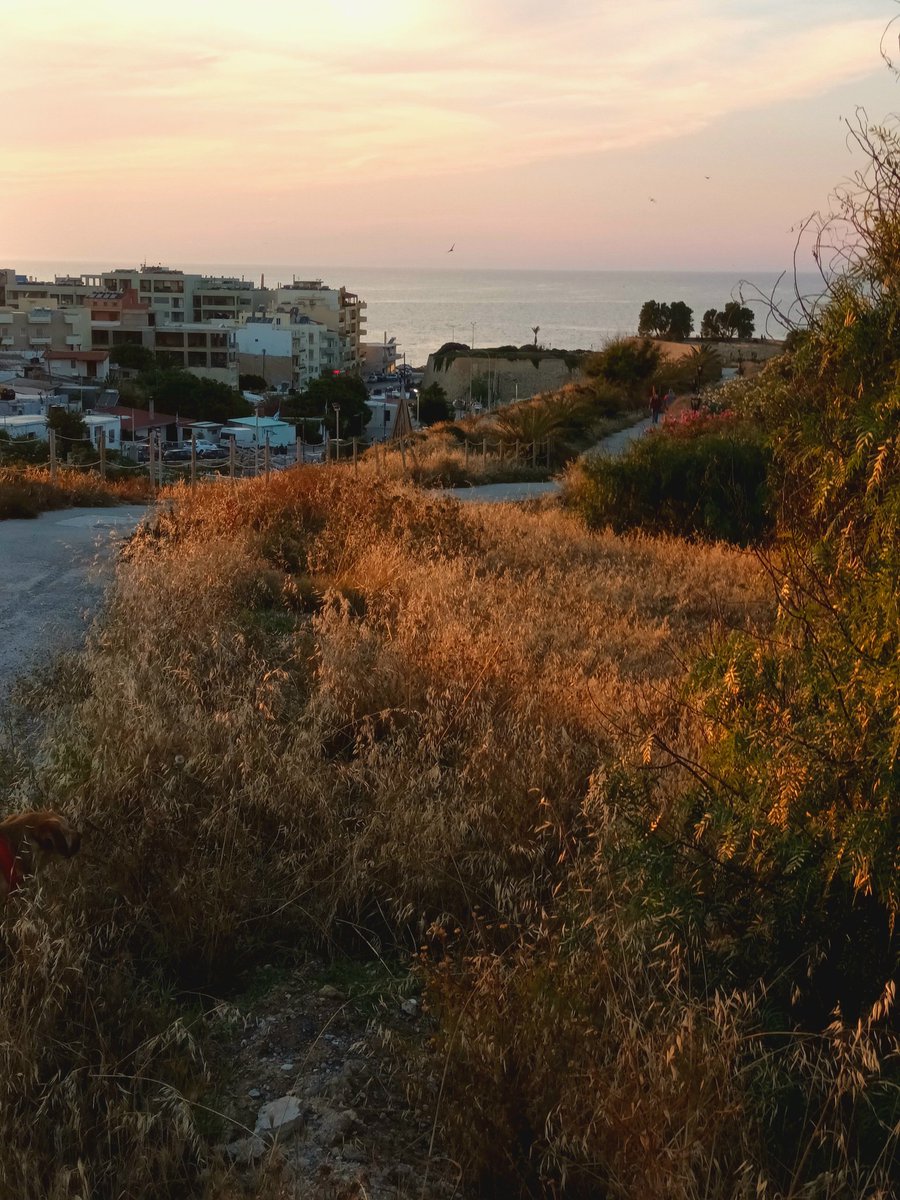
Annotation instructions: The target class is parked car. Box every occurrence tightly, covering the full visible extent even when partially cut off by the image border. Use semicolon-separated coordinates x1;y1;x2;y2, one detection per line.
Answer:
163;447;192;462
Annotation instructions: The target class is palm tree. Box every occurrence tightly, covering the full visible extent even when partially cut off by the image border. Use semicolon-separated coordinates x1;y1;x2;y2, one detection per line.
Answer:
532;325;540;348
685;343;723;386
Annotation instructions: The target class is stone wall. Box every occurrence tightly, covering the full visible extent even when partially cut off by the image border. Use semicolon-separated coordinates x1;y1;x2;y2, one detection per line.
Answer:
421;352;582;406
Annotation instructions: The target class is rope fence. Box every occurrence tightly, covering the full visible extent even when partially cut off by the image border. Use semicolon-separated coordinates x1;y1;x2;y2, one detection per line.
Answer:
1;428;555;487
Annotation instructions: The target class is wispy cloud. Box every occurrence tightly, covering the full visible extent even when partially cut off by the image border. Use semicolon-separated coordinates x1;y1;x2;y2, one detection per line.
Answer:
0;0;893;264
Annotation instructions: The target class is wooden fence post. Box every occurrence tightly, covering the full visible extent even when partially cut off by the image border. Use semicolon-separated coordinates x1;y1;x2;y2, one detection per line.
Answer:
264;433;270;482
190;431;197;487
148;434;155;489
464;440;469;468
352;437;358;476
482;437;487;466
49;429;57;478
99;429;106;479
229;437;236;481
532;440;537;468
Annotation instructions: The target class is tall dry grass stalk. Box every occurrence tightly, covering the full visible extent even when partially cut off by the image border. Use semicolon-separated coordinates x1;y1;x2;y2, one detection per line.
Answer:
3;468;889;1196
0;465;152;519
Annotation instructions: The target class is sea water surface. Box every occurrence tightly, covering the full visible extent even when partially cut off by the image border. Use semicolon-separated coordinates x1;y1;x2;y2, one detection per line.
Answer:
18;262;823;368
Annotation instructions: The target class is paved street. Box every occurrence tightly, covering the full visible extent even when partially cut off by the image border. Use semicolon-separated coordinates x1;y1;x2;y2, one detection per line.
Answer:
0;506;148;700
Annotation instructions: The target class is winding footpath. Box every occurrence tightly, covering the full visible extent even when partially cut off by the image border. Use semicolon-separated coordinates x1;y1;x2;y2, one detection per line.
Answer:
440;414;653;504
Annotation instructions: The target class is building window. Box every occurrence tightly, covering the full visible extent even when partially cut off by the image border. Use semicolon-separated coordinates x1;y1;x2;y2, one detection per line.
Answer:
210;352;228;368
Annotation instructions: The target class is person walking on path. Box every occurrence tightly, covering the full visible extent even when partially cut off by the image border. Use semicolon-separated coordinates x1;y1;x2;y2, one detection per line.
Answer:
665;386;676;411
649;386;664;425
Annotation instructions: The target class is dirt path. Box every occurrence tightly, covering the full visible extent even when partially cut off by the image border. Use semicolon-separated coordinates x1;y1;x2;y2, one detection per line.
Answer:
0;506;149;702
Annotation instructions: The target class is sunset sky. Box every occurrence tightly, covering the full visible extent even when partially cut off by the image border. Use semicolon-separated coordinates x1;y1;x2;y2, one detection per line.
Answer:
3;0;898;270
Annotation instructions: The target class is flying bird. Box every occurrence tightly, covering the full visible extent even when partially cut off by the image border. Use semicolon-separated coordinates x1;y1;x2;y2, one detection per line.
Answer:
447;242;455;253
649;197;657;204
705;175;711;180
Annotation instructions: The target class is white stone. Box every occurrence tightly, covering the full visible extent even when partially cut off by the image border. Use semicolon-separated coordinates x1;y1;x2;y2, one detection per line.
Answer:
254;1095;304;1139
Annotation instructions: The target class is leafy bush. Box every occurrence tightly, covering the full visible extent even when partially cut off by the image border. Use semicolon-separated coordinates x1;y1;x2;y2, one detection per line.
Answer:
584;337;661;401
565;412;773;544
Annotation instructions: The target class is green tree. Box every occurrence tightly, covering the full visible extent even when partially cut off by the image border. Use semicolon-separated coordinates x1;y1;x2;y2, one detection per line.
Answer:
667;300;694;340
720;301;755;339
133;368;251;423
584;337;661;401
282;373;371;436
109;344;156;373
417;383;452;426
47;406;87;444
239;374;268;393
639;300;693;340
700;308;722;338
638;300;670;337
684;343;723;386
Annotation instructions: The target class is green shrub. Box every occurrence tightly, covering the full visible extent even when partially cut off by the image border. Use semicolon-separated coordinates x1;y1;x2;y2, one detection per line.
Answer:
565;413;773;545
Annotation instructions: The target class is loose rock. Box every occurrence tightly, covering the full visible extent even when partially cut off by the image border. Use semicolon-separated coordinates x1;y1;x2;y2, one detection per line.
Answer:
254;1095;305;1140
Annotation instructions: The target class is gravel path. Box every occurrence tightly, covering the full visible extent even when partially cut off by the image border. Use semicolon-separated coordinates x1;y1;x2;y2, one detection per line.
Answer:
439;415;653;503
0;506;149;702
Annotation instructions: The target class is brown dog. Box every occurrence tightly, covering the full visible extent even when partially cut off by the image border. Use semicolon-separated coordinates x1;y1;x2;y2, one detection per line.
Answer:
0;810;81;902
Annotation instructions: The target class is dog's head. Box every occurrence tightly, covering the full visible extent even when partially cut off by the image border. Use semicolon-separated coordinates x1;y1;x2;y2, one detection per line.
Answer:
24;812;81;860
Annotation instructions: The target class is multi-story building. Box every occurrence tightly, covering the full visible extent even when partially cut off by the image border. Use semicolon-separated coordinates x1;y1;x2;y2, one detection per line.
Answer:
272;281;366;373
153;323;238;386
0;306;92;353
234;321;293;388
1;266;368;387
88;288;155;353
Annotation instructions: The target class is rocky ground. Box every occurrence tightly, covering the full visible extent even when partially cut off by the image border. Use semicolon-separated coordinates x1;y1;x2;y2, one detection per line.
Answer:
206;962;464;1199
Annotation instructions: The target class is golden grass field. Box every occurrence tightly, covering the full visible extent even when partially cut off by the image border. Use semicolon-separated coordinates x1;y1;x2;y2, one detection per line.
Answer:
1;468;890;1198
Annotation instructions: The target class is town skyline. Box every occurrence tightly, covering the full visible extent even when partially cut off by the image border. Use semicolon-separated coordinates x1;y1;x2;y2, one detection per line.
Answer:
3;1;898;271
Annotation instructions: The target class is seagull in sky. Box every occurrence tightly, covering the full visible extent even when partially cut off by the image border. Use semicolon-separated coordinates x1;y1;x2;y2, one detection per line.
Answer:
649;197;657;204
447;242;455;253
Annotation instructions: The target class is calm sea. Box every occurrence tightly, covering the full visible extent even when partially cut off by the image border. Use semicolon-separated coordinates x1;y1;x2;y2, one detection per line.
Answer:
16;262;821;368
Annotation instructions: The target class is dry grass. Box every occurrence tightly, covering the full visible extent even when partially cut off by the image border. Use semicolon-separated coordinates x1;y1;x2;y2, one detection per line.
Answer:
0;465;153;519
2;468;889;1197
